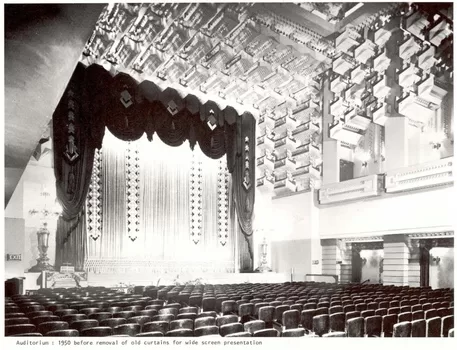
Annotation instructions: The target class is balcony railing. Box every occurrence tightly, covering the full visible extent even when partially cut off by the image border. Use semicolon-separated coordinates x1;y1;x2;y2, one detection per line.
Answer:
385;157;454;193
318;174;384;205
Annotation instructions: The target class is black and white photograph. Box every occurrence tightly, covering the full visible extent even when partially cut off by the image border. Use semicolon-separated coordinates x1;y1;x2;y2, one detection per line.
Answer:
2;1;455;345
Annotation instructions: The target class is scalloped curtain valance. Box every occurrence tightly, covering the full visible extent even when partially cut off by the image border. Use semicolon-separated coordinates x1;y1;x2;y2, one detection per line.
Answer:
53;63;255;271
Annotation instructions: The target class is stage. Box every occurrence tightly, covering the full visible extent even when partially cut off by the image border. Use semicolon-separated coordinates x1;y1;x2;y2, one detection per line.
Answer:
86;272;291;288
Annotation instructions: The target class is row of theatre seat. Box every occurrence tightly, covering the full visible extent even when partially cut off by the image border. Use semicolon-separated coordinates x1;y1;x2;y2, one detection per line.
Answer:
4;282;455;337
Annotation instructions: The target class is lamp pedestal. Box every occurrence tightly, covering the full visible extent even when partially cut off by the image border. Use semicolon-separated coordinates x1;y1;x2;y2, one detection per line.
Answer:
255;238;272;273
29;223;55;272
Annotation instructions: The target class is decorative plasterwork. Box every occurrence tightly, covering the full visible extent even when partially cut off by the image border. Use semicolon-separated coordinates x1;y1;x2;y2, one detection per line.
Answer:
318;174;384;205
341;236;384;243
385;157;454;193
408;231;454;239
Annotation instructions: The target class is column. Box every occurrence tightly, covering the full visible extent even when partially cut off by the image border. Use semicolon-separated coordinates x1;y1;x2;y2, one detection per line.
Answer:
310;191;321;275
407;241;421;287
383;234;409;286
321;239;340;278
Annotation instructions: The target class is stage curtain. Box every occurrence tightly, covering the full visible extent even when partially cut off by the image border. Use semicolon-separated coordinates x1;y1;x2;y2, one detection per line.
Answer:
99;132;127;258
55;212;86;271
138;135;192;260
85;131;234;272
230;112;256;272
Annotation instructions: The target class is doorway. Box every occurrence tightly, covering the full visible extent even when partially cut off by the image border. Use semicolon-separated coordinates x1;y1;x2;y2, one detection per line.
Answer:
429;247;454;289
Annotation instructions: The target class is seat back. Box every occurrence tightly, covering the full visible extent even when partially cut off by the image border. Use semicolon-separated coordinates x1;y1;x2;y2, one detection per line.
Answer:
426;316;441;337
312;314;329;337
282;310;300;330
281;328;305;337
165;329;193;337
37;321;69;335
411;319;426;337
322;331;346;337
393;321;411;337
347;317;364;337
329;312;345;332
113;324;141;336
195;316;216;329
143;321;169;334
252;328;279;337
382;314;396;337
301;309;316;331
397;312;412;323
364;315;382;337
244;320;265;334
194;325;219;337
216;314;238;327
70;319;99;332
220;322;243;337
5;324;36;336
46;329;79;337
442;315;454;337
169;319;194;331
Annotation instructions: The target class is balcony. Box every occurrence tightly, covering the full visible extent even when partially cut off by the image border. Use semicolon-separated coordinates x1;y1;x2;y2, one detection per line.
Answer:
318;174;384;205
385;157;454;193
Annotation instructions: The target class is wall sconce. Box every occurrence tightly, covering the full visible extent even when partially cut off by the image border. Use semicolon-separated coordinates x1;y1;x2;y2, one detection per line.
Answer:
431;142;441;150
359;151;371;168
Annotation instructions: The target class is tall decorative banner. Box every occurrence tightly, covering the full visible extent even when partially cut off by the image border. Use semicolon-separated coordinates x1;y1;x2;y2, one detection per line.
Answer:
217;159;229;246
190;152;203;244
86;148;103;241
125;142;141;242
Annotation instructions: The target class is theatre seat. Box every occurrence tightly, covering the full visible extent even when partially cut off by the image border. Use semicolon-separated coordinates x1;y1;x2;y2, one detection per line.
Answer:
81;326;113;336
143;321;169;334
194;326;219;337
46;329;79;337
37;321;69;335
252;328;279;337
225;331;251;337
365;315;382;337
5;317;30;326
442;315;454;337
170;319;194;331
32;315;60;326
282;328;305;337
313;314;329;337
244;320;265;334
136;331;164;337
426;317;441;337
411;319;426;337
393;321;411;337
70;319;99;332
322;331;346;337
114;324;141;336
166;329;193;337
347;317;364;337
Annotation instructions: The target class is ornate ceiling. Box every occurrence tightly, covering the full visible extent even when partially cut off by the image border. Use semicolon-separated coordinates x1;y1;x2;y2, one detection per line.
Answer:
79;2;453;199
